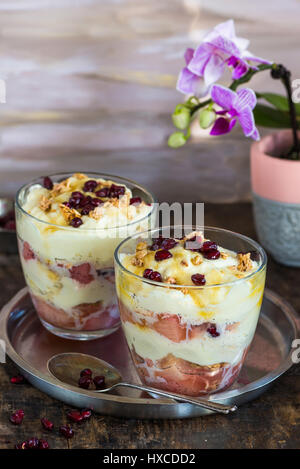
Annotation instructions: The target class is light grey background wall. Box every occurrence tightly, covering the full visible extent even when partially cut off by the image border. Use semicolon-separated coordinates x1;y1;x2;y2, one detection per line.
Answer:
0;0;299;202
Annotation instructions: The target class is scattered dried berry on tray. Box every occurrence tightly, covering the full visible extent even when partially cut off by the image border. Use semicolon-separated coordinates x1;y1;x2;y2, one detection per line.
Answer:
59;425;74;439
9;409;24;425
10;374;26;384
41;417;54;431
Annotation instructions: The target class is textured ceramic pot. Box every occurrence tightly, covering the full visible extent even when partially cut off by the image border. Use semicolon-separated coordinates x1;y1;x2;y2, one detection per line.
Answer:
251;130;300;266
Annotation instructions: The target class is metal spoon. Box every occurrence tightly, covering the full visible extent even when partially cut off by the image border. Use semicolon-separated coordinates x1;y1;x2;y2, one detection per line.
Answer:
47;352;237;414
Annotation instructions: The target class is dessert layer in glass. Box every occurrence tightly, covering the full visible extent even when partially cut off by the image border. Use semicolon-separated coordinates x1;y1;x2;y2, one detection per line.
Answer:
115;227;266;395
16;172;154;339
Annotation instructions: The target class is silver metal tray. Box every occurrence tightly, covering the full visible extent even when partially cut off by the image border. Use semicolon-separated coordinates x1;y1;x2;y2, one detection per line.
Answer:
0;287;298;419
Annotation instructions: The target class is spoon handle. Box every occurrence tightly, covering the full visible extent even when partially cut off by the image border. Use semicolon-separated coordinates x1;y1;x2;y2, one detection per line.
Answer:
111;382;237;414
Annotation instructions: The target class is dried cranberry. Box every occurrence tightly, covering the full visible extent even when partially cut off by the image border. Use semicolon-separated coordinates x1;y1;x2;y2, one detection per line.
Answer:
38;439;50;449
80;195;93;207
150;237;164;251
63;201;71;208
59;425;74;439
81;409;92;420
191;274;206;286
43;176;53;190
27;437;39;449
10;374;25;384
70;217;83;228
10;409;24;425
81;205;94;215
71;191;84;201
4;220;16;230
207;325;220;338
184;236;202;251
143;269;162;282
93;375;106;390
90;198;103;207
95;187;110;198
67;410;84;423
78;376;92;389
203;249;220;260
109;184;125;198
41;417;54;431
130;197;142;205
161;238;178;250
200;241;218;252
68;196;81;208
83;180;98;192
80;368;93;378
155;249;172;261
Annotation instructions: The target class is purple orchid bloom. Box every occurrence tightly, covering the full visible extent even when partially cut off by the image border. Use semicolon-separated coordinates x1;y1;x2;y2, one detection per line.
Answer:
210;84;260;140
176;48;207;97
177;20;271;94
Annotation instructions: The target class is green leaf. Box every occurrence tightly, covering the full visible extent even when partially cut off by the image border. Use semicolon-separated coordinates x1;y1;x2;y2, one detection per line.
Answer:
253;104;293;128
168;131;187;148
256;92;300;115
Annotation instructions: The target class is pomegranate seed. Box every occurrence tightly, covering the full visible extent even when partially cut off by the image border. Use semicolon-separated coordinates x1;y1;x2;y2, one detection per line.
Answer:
78;376;92;389
38;439;50;449
70;217;83;228
200;241;218;252
59;425;74;439
95;187;110;198
80;368;93;378
4;220;16;230
43;176;53;190
83;180;98;192
109;184;125;198
191;274;206;286
184;236;202;251
130;197;142;205
67;410;84;423
41;417;54;431
10;409;24;425
155;249;172;262
207;325;220;337
10;374;25;384
93;375;106;390
203;248;220;260
81;409;92;420
161;238;178;250
27;437;39;449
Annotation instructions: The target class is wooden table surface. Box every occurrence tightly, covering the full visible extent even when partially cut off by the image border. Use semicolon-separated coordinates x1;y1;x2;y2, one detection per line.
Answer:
0;203;299;450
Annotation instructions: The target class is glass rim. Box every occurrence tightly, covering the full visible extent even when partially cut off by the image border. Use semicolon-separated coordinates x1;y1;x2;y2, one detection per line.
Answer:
114;224;267;289
15;171;156;232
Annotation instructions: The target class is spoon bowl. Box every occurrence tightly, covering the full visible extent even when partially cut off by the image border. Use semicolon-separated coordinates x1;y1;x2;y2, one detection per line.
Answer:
47;352;237;414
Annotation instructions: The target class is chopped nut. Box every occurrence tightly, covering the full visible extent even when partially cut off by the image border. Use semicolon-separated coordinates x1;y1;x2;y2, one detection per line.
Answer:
237;253;252;272
89;207;102;220
136;242;148;252
166;277;176;284
59;203;81;223
191;254;203;265
131;256;144;267
73;173;86;180
181;260;188;267
181;288;189;295
220;252;228;259
136;249;148;260
183;230;204;242
39;195;51;212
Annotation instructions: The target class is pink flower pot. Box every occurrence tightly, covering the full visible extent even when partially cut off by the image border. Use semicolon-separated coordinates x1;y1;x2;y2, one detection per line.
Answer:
251;130;300;266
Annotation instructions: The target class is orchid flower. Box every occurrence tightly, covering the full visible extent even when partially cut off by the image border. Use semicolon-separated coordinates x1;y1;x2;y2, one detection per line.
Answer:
210;84;259;140
177;19;271;94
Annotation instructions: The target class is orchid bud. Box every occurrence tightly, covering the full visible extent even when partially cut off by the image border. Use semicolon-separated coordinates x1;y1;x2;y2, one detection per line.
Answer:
172;104;190;130
168;131;186;148
199;108;216;129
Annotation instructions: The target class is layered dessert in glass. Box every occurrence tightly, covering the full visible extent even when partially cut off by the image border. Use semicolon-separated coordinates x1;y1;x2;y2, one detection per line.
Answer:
115;226;267;395
16;172;155;340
